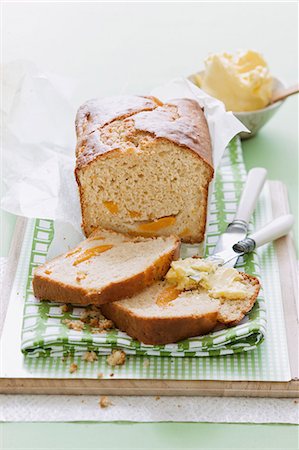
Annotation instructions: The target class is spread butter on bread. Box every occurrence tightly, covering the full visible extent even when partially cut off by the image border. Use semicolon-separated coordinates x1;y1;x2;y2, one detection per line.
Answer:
101;258;260;345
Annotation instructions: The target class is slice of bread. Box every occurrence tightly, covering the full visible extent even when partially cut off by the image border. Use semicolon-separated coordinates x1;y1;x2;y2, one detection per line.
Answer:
101;274;260;345
33;229;180;306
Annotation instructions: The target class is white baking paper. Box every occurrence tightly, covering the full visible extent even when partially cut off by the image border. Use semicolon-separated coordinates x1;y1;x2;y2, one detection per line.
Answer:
1;62;248;241
2;394;298;424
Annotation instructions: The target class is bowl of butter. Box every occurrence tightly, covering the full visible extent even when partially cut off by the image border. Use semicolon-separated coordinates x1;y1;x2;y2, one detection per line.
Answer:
190;50;285;139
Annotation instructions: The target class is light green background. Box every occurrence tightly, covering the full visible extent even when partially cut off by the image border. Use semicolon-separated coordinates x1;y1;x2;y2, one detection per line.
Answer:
1;423;299;449
1;2;298;449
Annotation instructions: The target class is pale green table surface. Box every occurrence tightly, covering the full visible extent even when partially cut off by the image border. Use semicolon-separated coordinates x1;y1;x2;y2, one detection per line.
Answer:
1;2;298;449
1;423;298;450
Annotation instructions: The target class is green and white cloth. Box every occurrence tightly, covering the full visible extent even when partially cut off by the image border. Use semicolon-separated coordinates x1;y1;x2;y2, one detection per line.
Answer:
21;137;266;359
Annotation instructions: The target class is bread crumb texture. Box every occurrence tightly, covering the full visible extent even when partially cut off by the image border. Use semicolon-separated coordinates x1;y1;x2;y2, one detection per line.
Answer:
106;349;126;366
62;305;115;334
69;363;78;374
62;319;85;331
80;305;115;333
82;351;98;362
99;396;112;408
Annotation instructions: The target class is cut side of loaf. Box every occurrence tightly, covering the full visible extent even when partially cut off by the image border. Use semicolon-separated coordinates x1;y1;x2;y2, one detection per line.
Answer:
101;274;260;345
75;96;213;243
33;229;180;306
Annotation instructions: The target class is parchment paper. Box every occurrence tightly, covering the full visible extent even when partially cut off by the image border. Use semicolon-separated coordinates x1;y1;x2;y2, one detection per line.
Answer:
1;61;248;245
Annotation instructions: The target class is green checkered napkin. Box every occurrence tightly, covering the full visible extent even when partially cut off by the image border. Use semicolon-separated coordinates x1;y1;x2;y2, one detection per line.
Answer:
21;137;266;358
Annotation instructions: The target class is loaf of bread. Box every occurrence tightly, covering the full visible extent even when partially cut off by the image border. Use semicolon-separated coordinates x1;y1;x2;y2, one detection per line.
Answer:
101;274;260;345
33;229;180;306
75;95;213;243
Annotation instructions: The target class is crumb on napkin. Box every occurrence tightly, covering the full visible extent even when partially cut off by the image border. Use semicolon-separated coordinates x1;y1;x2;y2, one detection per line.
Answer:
69;363;78;374
62;319;85;331
82;351;98;362
106;349;126;367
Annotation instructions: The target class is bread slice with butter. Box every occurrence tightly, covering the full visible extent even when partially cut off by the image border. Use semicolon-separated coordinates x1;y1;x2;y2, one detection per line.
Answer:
33;229;180;306
101;259;260;345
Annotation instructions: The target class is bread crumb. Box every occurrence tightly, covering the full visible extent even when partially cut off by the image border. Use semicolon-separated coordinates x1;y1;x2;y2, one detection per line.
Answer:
89;317;99;328
63;319;84;331
155;396;160;401
91;328;105;334
44;269;52;275
294;400;298;404
99;396;111;408
110;373;114;377
61;304;71;313
80;307;114;333
69;363;78;373
143;359;150;368
99;318;114;331
82;351;98;362
106;349;126;367
80;306;102;322
97;372;104;379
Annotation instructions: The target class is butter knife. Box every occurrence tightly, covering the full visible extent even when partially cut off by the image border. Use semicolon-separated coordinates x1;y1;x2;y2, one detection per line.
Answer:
212;167;267;267
208;214;294;267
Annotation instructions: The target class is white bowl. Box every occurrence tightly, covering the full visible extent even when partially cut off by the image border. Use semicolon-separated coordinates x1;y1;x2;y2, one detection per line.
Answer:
189;72;285;140
234;77;285;139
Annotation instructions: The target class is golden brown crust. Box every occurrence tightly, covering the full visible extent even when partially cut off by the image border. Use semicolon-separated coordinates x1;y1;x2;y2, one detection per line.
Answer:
101;302;218;345
133;98;213;167
32;238;180;306
101;273;261;345
75;95;160;141
218;273;261;325
75;96;213;171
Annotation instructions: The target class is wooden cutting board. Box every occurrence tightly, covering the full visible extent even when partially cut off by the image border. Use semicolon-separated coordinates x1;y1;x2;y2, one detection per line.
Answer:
1;181;298;397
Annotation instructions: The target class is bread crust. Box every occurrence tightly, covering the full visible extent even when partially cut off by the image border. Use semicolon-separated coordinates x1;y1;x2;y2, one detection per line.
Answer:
33;237;180;306
75;95;160;142
218;273;261;326
101;302;218;345
101;273;261;345
75;96;213;170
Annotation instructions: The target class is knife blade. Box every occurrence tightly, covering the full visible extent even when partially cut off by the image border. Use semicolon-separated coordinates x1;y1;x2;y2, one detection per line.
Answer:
212;168;267;267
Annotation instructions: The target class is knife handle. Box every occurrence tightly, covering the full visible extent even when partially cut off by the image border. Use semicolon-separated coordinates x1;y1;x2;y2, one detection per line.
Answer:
234;168;267;223
248;214;294;248
233;214;294;253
